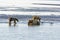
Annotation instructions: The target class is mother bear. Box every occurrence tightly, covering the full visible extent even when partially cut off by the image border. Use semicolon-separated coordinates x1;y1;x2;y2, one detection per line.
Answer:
28;16;41;26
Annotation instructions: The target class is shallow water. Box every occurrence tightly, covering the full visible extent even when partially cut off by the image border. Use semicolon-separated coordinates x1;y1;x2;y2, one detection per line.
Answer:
0;22;60;40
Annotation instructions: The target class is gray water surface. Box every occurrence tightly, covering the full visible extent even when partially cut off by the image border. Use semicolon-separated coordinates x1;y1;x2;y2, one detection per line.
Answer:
0;23;60;40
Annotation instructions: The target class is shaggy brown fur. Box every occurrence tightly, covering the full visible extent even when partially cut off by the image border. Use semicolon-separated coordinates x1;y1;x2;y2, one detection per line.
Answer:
28;16;41;26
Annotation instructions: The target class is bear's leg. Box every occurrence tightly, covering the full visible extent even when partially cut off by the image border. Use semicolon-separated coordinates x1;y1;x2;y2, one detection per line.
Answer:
14;20;16;26
14;23;16;26
37;21;40;25
9;21;11;26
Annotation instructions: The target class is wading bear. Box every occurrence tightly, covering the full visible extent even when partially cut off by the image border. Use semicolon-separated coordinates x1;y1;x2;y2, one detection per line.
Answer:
9;17;19;26
28;16;41;26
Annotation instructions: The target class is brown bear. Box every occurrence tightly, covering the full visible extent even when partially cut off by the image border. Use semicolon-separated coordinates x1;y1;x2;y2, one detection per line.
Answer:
28;16;41;26
9;17;19;26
